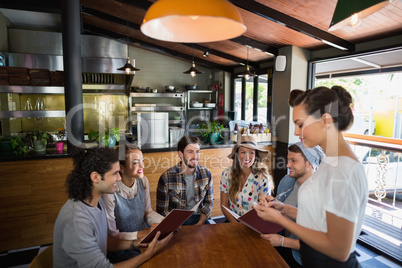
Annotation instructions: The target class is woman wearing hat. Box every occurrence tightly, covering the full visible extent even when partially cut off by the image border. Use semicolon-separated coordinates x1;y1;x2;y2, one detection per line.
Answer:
220;135;274;222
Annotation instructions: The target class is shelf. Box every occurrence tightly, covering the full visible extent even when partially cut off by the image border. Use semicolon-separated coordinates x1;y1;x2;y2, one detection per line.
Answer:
0;85;64;94
187;90;213;94
0;110;66;118
131;106;185;112
131;119;185;125
188;107;215;110
130;92;184;98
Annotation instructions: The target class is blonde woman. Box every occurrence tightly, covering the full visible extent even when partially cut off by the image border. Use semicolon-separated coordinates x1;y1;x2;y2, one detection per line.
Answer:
220;135;273;222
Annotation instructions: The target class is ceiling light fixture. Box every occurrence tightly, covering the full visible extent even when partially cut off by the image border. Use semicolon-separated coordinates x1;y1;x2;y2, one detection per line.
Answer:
329;0;392;31
183;44;204;77
238;46;253;80
141;0;246;43
118;10;140;74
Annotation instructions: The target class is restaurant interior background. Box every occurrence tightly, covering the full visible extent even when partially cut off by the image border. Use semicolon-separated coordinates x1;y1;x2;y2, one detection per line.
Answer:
0;0;401;265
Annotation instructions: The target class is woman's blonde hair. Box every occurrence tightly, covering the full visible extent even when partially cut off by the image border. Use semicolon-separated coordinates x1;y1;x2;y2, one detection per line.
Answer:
228;149;273;203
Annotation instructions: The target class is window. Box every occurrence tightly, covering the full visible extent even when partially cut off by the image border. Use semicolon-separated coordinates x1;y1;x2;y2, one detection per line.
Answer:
312;51;402;262
234;78;242;121
232;70;272;124
245;77;253;121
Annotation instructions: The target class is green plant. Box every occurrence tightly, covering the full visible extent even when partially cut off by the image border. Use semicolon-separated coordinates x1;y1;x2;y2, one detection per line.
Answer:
196;121;225;139
10;136;29;155
88;128;120;146
56;128;66;141
25;130;53;148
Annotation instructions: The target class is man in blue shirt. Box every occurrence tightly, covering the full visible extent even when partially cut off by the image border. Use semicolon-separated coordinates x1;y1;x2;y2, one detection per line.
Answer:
261;142;324;267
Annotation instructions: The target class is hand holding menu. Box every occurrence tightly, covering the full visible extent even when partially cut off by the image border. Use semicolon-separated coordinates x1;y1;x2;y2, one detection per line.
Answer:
223;206;283;234
140;200;202;244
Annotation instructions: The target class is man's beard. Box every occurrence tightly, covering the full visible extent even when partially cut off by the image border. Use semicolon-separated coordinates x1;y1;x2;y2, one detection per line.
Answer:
182;155;198;169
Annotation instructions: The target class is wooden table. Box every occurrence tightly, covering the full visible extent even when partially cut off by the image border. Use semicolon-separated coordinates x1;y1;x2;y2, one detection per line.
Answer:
141;222;289;267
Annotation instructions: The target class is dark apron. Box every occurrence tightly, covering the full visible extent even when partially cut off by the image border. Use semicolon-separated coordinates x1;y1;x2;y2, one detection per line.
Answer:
300;240;361;268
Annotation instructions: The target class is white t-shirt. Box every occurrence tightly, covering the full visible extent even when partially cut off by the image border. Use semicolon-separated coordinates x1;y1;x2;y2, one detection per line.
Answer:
297;156;368;254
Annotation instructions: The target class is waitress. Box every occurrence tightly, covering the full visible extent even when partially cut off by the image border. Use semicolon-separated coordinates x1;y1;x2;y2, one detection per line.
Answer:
255;86;368;267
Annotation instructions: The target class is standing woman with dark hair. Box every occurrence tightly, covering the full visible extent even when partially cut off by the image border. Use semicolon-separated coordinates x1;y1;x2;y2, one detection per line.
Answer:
255;86;368;267
220;135;274;222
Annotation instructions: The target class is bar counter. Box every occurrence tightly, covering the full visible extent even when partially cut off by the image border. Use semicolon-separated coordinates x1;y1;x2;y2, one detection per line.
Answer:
0;142;273;252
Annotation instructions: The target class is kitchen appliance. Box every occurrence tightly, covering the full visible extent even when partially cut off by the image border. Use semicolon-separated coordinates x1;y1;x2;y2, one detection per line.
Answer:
169;127;186;146
137;112;169;146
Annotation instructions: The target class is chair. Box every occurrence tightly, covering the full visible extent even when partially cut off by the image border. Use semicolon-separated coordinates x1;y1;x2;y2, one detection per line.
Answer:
29;245;53;268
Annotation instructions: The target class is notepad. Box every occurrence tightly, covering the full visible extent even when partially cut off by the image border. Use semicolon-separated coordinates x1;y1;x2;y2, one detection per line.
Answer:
140;200;202;244
223;205;284;234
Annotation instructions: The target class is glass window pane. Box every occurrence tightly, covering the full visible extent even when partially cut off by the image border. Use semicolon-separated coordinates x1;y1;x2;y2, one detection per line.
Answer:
315;73;402;138
257;74;268;123
234;78;242;121
245;78;253;121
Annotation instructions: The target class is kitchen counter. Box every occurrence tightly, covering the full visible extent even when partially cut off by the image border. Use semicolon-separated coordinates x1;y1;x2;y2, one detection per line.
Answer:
0;141;272;162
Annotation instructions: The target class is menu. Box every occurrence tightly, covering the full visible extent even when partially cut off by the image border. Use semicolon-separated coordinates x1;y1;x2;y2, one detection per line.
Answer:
223;206;284;234
140;200;202;244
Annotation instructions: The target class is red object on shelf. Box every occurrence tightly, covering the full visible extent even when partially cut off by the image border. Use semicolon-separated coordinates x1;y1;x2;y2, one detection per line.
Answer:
218;93;224;107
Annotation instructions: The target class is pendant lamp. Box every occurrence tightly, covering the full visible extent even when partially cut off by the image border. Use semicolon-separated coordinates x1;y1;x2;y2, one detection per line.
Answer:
118;11;140;74
329;0;391;31
183;44;204;77
238;47;253;80
141;0;246;43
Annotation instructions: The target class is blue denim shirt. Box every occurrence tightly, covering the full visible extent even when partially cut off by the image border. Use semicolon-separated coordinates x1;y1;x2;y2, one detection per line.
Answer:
277;175;302;265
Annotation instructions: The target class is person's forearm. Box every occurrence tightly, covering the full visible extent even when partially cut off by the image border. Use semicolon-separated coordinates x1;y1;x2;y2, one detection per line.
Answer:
107;236;132;252
196;213;207;225
278;215;352;261
283;237;300;250
281;204;297;220
221;206;238;223
114;250;151;268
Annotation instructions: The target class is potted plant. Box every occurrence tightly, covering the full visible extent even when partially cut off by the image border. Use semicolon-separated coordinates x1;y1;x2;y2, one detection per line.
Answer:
88;127;120;148
25;130;53;153
10;136;29;155
196;121;225;144
55;128;66;152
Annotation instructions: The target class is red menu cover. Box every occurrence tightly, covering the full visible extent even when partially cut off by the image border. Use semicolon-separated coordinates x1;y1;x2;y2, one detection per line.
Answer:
140;200;201;244
223;206;284;234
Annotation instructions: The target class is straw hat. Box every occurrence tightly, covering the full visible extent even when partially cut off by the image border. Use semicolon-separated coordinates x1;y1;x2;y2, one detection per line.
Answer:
228;135;269;160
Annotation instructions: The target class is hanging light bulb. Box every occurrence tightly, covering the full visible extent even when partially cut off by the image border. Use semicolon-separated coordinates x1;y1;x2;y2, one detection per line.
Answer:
329;0;391;31
117;9;140;74
118;58;140;75
238;46;254;80
184;44;203;77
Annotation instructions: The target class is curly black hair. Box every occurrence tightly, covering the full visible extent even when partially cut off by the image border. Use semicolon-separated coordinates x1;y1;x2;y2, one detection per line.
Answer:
66;147;118;202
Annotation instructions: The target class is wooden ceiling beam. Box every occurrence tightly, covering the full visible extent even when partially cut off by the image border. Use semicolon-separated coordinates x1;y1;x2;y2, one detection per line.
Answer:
81;6;254;67
82;24;234;73
114;0;276;60
231;0;355;52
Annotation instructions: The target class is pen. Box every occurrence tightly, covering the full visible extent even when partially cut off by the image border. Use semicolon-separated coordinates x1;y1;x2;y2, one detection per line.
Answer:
271;187;292;201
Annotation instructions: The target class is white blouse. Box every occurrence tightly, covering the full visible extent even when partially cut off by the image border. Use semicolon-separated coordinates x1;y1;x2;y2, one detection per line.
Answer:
297;156;368;254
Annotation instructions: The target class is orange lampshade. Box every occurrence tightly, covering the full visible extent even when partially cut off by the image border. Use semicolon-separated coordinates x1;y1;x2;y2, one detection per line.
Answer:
141;0;246;43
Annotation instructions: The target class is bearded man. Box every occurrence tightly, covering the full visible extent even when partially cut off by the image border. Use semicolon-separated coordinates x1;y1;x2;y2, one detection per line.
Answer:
156;135;214;225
